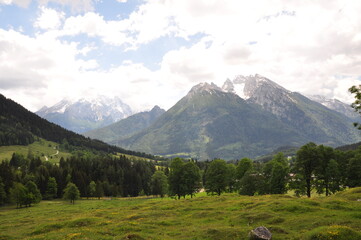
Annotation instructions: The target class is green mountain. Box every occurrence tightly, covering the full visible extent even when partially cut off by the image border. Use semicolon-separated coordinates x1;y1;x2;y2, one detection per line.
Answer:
0;94;157;159
84;106;165;143
113;76;361;160
117;83;309;159
226;74;360;146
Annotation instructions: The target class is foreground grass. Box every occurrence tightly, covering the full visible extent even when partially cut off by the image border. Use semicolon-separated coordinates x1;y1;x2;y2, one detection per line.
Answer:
0;189;361;240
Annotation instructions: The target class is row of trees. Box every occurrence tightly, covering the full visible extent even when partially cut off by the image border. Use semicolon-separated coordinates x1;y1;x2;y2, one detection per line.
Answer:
165;142;361;198
0;153;161;206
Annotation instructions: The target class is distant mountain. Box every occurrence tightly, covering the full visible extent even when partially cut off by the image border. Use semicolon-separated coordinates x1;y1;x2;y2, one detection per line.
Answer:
84;106;165;143
223;74;360;146
111;75;360;160
117;82;309;160
36;96;132;133
0;94;157;159
307;94;358;120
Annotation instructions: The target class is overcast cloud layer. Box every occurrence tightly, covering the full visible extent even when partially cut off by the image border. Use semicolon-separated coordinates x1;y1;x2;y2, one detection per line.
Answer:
0;0;360;112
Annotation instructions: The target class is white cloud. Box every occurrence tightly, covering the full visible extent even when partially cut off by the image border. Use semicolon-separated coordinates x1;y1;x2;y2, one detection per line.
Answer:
38;0;94;12
34;6;65;30
0;0;31;8
0;0;95;11
2;0;361;113
116;0;127;3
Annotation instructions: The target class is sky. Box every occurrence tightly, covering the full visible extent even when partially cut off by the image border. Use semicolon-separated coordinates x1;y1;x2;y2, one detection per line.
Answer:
0;0;361;112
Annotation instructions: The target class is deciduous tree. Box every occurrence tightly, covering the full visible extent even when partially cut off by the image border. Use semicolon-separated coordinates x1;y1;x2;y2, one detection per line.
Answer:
63;182;80;204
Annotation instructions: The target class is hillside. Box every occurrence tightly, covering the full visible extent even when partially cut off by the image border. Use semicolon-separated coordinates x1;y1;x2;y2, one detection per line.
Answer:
0;94;158;160
0;188;360;239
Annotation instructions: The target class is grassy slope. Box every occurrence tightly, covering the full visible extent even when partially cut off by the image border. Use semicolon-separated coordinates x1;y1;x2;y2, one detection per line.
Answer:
0;189;360;240
0;139;71;163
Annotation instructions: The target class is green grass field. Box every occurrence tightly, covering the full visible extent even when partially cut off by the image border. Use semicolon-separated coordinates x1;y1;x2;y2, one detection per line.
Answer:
1;188;360;239
0;139;71;163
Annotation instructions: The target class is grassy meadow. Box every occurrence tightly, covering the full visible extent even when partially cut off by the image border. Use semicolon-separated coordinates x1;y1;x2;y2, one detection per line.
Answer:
0;188;361;240
0;139;71;163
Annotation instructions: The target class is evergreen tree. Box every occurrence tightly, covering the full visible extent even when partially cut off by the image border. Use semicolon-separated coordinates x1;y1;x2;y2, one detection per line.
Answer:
45;177;57;200
95;181;104;199
0;177;6;205
63;182;80;204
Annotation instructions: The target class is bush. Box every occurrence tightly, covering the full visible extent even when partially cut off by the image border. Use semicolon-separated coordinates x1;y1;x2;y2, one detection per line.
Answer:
306;225;361;240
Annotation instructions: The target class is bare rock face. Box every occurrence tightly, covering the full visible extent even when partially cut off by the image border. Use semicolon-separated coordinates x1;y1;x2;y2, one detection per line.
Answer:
249;226;272;240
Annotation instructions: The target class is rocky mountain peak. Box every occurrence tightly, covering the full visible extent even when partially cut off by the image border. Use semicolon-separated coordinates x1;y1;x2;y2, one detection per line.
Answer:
188;82;224;97
222;78;235;93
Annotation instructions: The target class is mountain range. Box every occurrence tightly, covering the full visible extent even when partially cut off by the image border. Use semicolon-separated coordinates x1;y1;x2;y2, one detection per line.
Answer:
0;94;156;159
84;106;165;143
36;96;132;133
86;74;360;160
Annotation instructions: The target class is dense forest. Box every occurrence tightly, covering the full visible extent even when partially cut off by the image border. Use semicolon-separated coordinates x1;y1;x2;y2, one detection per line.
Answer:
1;141;361;207
0;94;161;160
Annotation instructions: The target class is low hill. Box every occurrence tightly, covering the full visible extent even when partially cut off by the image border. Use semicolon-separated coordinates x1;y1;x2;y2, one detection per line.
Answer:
0;94;158;160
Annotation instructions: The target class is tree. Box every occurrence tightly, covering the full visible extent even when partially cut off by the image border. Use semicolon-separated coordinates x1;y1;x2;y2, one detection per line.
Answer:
151;171;168;197
269;162;288;194
293;142;320;197
236;158;253;180
326;159;341;194
25;180;42;204
347;155;361;188
0;177;6;205
226;164;237;193
95;181;104;199
349;85;361;129
239;170;259;196
63;182;80;204
205;159;228;196
45;177;57;200
268;153;289;194
168;158;186;199
182;162;201;198
88;181;96;199
10;182;27;208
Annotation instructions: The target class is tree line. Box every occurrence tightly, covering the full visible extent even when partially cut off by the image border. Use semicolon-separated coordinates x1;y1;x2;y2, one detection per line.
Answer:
166;142;361;198
1;141;361;207
0;153;160;206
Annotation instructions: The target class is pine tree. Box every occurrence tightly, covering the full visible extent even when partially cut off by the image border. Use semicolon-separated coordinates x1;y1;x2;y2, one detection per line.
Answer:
45;177;57;200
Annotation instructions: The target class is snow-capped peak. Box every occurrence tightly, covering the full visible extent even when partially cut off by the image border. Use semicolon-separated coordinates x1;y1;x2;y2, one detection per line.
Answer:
222;74;288;100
